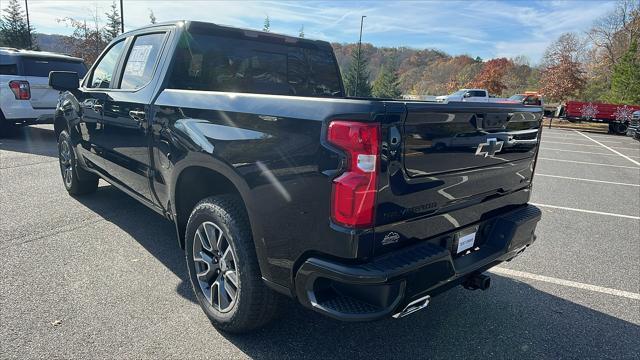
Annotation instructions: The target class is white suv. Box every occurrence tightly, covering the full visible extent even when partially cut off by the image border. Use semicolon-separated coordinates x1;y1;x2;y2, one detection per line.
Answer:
0;47;87;136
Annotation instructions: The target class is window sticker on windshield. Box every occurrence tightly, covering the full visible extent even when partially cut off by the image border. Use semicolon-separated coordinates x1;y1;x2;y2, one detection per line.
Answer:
125;45;152;76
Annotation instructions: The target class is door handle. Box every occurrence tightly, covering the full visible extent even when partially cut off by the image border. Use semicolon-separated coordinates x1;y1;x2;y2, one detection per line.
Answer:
129;110;146;121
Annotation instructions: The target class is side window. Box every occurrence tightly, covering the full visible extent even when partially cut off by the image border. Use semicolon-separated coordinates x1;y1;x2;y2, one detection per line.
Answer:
89;41;125;89
471;90;486;97
0;63;18;75
120;33;165;90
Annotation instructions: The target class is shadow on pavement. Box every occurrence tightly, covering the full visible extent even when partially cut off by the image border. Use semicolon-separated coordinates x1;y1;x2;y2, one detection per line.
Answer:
71;184;640;359
225;278;639;359
0;125;58;158
72;184;196;303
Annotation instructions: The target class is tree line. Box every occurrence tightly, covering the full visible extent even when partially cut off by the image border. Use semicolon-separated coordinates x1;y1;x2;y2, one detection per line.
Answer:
0;0;156;65
334;0;639;104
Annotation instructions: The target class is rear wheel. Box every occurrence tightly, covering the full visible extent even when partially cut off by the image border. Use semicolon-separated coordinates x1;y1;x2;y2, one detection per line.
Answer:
58;130;99;195
612;122;628;135
0;113;16;138
185;195;282;333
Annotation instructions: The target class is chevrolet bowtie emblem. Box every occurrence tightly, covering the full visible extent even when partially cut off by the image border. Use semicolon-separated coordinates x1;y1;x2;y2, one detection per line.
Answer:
475;138;503;157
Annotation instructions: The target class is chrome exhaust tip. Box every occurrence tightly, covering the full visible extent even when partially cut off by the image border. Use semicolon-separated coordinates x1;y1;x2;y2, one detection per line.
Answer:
392;295;430;319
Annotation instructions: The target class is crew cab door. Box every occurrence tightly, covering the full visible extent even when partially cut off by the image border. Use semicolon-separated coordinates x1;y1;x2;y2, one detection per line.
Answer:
99;31;169;201
76;39;127;172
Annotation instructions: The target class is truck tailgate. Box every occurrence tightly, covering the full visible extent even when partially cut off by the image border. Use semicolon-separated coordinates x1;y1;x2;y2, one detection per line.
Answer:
373;102;542;255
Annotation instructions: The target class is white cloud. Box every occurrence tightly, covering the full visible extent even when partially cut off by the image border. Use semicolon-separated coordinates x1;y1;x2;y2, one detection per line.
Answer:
24;0;616;62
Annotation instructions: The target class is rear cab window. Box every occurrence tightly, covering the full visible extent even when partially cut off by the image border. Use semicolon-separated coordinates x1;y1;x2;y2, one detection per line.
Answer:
21;57;87;78
0;64;18;75
168;28;343;97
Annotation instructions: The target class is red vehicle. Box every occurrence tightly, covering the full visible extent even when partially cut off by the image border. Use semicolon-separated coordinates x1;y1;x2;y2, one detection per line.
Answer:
561;101;640;134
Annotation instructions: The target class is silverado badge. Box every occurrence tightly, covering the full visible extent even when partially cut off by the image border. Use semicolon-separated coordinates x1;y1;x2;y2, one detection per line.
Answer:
382;232;401;245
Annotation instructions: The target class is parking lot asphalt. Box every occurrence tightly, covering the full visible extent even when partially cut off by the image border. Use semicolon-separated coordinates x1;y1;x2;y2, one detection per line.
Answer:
1;125;639;359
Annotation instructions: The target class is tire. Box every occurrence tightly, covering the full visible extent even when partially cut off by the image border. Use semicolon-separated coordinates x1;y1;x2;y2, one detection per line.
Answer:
185;195;282;333
612;122;628;135
0;113;17;138
57;130;99;195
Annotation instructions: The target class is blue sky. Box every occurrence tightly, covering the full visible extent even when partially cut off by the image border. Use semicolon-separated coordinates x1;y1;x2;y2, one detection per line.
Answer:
25;0;615;63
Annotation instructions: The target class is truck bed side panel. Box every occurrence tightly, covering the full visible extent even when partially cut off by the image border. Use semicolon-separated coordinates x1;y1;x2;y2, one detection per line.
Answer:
151;89;384;288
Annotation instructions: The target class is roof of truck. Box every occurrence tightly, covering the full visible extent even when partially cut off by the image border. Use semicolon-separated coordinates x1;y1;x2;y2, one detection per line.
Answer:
0;47;84;62
120;20;332;49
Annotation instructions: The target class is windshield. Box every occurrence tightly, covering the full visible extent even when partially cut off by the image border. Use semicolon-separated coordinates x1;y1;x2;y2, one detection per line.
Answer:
509;95;526;101
450;90;466;96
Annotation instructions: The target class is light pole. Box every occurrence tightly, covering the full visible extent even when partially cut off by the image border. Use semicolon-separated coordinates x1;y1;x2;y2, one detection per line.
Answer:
354;15;366;96
120;0;124;33
24;0;32;48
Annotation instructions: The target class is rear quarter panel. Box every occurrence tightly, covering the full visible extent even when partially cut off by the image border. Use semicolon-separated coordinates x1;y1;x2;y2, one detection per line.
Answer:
151;89;384;288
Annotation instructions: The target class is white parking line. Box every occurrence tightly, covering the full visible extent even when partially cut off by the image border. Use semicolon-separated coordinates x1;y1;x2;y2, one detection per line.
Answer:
530;203;640;220
536;173;640;187
574;130;640;167
537;157;640;169
490;268;640;300
543;129;629;140
542;136;637;145
542;141;640;151
540;147;640;158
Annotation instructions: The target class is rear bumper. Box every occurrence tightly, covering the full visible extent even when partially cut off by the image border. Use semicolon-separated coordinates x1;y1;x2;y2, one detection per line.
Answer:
1;101;55;124
294;204;541;321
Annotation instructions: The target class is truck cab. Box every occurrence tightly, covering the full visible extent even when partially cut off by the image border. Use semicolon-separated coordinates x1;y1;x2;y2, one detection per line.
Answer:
436;89;490;103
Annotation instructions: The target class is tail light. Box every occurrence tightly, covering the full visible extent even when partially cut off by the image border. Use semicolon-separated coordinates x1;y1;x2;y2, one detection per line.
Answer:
327;120;380;228
9;80;30;100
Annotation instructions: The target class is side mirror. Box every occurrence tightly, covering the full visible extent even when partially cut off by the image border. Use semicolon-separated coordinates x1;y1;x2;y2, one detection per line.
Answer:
464;92;472;98
49;71;80;91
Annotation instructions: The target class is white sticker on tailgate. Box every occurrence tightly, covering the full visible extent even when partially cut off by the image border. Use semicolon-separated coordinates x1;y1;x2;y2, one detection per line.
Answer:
457;232;476;253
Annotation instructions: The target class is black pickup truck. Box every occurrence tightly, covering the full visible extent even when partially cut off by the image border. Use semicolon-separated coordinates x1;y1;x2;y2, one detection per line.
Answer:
50;21;543;333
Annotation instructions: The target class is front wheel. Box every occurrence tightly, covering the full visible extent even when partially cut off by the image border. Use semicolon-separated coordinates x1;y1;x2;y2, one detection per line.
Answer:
185;195;283;333
58;130;98;195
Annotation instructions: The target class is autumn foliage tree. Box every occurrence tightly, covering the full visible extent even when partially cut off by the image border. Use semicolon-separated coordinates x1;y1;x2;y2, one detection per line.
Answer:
540;58;586;101
58;7;108;65
539;33;587;101
467;58;513;95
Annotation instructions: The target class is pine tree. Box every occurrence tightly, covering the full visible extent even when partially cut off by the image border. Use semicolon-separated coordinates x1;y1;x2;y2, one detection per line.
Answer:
103;1;121;42
0;0;34;49
148;9;157;24
372;65;401;98
343;48;371;97
263;16;270;32
608;39;640;104
299;25;304;38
